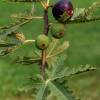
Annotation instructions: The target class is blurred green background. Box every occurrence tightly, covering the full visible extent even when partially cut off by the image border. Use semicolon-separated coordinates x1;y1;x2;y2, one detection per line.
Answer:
0;0;100;100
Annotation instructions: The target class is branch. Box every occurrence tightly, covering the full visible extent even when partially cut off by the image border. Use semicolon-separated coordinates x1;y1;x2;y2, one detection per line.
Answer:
40;5;49;79
44;8;49;35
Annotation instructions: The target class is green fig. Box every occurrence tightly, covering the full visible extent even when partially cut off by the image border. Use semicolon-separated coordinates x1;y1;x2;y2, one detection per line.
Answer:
35;34;50;50
50;23;65;39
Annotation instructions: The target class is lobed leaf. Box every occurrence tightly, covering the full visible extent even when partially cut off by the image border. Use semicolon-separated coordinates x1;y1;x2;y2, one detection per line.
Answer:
68;2;100;24
52;65;96;80
36;83;48;100
47;54;67;78
48;81;78;100
47;41;69;58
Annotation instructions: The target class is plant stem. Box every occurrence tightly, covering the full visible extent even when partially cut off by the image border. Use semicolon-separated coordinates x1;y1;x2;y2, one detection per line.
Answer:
41;50;46;79
41;6;49;79
44;8;49;35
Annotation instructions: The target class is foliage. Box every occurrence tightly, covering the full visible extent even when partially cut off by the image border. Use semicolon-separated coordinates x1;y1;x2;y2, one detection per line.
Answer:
0;0;100;100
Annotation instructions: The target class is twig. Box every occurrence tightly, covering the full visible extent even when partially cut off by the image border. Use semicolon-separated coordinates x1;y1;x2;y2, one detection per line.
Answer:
44;8;49;35
41;50;46;79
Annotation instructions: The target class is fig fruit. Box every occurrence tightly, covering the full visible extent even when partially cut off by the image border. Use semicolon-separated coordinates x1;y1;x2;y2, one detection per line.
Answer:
50;23;65;39
52;0;74;23
35;34;50;50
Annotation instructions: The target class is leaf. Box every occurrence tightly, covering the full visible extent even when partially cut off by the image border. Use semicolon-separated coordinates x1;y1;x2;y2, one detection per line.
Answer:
68;2;100;24
53;65;96;80
46;41;69;78
47;38;59;57
0;42;16;47
0;48;14;56
68;16;100;24
83;2;100;17
46;56;58;69
36;83;48;100
0;32;26;56
72;2;100;20
46;40;69;73
52;41;69;55
0;18;31;33
47;41;69;58
14;56;40;65
0;32;25;46
48;81;77;100
71;8;85;19
16;76;43;96
47;54;67;78
6;42;41;65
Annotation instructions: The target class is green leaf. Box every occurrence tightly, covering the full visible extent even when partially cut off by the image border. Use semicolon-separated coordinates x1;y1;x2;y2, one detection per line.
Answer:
0;48;14;56
36;83;48;100
46;40;69;72
47;41;69;58
0;18;31;33
83;2;100;17
72;2;100;20
68;16;100;24
48;81;77;100
53;65;96;80
47;54;67;78
72;8;85;19
47;38;59;57
0;32;26;56
14;56;40;65
0;42;16;47
68;2;100;24
46;41;69;78
7;41;41;64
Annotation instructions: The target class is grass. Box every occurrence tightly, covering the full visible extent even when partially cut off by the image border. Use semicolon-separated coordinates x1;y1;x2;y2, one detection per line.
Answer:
0;0;100;100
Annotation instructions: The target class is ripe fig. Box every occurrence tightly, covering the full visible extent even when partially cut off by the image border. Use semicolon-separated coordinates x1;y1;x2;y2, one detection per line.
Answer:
50;23;65;39
35;34;50;50
52;0;74;23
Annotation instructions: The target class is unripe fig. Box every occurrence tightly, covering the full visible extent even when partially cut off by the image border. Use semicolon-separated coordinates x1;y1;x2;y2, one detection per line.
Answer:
52;0;74;23
50;23;65;39
35;34;50;50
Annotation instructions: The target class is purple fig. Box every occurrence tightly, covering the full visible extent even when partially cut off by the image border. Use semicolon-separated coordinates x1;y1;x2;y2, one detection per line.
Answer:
52;0;74;23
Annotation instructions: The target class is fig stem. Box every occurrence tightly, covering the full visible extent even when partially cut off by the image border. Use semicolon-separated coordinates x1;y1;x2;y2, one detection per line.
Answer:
44;8;49;35
41;6;49;79
41;50;46;79
48;5;54;8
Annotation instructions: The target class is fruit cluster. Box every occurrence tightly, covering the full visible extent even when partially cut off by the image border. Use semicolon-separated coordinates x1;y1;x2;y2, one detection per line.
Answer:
35;0;73;50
